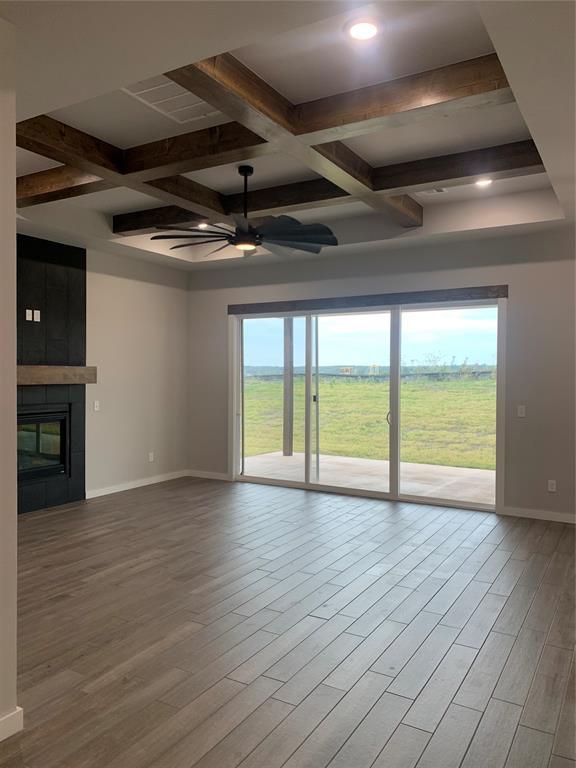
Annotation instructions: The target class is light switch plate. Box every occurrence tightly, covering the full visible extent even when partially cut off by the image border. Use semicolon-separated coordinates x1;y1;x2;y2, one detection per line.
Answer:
516;404;526;418
93;400;100;412
25;309;33;321
33;309;41;322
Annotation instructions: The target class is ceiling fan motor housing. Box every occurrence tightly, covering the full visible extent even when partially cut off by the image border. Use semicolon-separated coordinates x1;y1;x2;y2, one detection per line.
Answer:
232;231;261;248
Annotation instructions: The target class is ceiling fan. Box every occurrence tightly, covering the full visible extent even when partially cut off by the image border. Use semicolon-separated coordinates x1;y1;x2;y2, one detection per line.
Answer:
151;165;338;258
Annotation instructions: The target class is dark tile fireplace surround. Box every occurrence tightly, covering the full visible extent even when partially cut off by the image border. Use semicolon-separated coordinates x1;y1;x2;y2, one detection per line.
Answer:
17;235;87;514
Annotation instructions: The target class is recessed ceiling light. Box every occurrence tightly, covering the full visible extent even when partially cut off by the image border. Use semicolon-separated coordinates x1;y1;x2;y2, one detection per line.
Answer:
348;19;379;40
475;178;493;188
197;222;208;229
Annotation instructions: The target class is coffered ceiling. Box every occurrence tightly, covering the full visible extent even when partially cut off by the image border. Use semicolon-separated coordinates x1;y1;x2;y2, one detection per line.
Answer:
9;1;573;270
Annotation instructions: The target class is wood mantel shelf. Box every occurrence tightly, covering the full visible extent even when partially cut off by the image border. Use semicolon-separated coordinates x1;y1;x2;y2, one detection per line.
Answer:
17;366;97;386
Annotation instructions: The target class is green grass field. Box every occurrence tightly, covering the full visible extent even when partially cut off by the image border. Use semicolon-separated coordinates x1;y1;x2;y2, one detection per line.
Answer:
243;375;496;470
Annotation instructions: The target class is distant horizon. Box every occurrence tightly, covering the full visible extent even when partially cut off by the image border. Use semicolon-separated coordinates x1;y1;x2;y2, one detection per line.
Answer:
245;362;496;370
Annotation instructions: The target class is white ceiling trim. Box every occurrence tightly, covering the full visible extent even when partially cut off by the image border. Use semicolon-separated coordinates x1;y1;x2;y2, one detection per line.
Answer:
478;1;575;221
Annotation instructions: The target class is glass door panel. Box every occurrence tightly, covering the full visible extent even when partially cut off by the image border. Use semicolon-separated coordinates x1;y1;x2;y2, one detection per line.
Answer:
399;305;498;505
241;316;306;482
311;312;391;492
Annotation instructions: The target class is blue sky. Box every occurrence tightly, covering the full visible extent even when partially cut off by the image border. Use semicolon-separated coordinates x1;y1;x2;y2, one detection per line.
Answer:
243;307;498;367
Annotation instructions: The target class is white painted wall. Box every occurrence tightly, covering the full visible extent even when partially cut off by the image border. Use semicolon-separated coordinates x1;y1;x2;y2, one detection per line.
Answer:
0;17;23;743
186;224;575;522
86;250;190;496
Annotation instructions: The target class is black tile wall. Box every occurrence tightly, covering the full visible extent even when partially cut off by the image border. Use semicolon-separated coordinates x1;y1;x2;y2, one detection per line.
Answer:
17;234;86;366
17;235;87;514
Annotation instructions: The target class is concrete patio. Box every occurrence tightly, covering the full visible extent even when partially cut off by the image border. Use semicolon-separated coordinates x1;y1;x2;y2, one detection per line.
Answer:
243;452;495;505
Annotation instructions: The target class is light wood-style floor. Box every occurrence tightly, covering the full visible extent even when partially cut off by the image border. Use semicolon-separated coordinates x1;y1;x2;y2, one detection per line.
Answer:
2;478;574;768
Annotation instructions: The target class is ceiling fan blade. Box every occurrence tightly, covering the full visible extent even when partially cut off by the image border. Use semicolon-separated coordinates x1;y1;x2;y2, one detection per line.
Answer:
258;223;337;245
264;241;322;258
258;215;303;232
169;240;228;250
263;238;322;254
262;242;295;258
151;234;228;241
203;222;234;234
154;226;232;238
259;216;333;235
261;232;337;247
203;242;232;258
232;214;250;234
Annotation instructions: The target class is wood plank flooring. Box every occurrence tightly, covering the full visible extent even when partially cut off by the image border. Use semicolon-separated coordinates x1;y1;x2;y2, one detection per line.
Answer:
1;478;574;768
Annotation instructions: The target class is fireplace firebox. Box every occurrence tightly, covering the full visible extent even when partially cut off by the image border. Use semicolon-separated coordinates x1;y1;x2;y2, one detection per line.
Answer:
17;405;70;481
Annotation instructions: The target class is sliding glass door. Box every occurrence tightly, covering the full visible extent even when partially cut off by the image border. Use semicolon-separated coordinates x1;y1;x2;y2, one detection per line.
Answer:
238;301;499;509
310;313;391;492
399;305;498;505
242;316;306;482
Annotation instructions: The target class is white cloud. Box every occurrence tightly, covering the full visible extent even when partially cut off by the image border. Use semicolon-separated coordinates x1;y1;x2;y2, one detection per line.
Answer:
402;308;497;334
317;308;497;338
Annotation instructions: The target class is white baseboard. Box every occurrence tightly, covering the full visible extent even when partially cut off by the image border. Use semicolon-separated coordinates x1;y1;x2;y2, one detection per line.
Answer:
0;707;23;743
498;505;575;524
85;470;192;499
86;469;232;498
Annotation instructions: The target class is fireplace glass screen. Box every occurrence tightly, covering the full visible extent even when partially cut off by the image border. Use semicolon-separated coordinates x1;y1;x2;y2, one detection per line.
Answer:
18;414;67;478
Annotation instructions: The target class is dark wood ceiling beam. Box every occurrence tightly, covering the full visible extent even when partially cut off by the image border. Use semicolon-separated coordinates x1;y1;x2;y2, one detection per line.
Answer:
16;115;229;220
225;177;347;216
122;122;270;181
146;176;227;216
175;54;296;135
114;139;544;232
17;116;123;176
113;205;207;236
227;140;543;214
294;54;513;144
166;54;423;228
17;166;115;207
372;139;544;193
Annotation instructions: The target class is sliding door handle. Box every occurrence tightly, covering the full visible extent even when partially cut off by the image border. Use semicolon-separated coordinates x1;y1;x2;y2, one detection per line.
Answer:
386;411;391;426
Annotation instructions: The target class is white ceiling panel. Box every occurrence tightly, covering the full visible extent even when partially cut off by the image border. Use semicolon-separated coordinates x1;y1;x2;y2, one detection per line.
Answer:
345;102;531;166
17;148;62;177
66;188;163;215
414;172;551;205
185;153;319;194
49;88;228;149
1;1;346;120
235;1;494;103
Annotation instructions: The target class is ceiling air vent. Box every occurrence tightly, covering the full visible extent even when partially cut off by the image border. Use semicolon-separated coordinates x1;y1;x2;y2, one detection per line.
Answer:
122;75;221;125
421;187;448;195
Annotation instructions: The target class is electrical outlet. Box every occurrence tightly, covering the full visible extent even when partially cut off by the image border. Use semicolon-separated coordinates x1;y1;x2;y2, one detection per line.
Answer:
148;452;155;463
93;400;100;412
548;480;557;493
517;404;526;418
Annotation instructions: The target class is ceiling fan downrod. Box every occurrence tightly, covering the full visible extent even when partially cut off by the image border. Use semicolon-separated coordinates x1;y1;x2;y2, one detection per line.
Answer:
238;165;254;221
